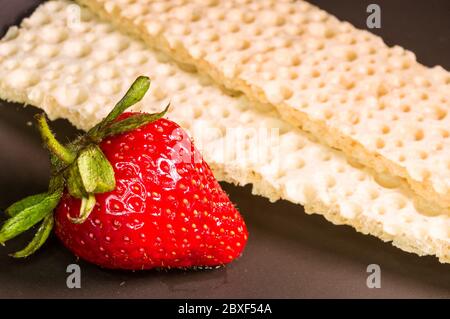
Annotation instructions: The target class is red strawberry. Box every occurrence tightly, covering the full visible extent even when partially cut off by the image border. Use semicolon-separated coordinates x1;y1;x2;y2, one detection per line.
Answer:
0;76;248;269
55;114;248;269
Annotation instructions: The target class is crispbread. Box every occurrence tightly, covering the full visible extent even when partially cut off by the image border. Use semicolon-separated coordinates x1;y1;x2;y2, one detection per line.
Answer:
0;1;449;262
75;0;450;211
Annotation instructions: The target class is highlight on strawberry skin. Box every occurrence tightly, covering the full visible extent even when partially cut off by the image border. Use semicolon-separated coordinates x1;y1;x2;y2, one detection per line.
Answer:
0;76;249;270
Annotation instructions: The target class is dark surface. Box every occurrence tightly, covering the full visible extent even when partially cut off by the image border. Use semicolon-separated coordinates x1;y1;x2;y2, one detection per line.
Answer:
0;0;449;299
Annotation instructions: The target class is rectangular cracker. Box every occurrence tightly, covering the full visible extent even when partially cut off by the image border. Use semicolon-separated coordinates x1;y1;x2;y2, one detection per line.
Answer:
75;0;450;211
0;0;449;262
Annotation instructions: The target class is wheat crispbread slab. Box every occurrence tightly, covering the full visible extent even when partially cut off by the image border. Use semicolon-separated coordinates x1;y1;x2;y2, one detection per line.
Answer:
74;0;450;211
0;1;449;262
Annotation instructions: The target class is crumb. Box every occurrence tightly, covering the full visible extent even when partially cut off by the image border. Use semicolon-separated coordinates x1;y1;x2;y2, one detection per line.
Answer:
26;121;32;127
119;281;126;286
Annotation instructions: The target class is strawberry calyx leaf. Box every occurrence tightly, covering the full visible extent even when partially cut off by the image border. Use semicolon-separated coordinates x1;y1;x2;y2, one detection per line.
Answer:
87;75;151;142
10;214;54;258
35;113;76;165
0;188;62;245
99;103;169;139
65;144;116;198
5;193;50;217
1;76;169;257
67;194;96;224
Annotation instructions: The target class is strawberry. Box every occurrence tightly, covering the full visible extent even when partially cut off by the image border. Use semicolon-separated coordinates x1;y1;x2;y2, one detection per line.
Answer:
55;114;248;269
0;76;248;270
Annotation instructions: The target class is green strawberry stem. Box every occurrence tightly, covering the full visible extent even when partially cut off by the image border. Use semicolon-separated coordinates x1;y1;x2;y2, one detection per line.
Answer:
0;76;169;257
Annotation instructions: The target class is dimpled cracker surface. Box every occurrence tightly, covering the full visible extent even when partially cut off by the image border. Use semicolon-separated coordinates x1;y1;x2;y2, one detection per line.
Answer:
75;0;450;211
0;1;449;262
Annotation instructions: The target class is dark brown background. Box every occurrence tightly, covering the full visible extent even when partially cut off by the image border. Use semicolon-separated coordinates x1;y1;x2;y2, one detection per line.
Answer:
0;0;449;298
